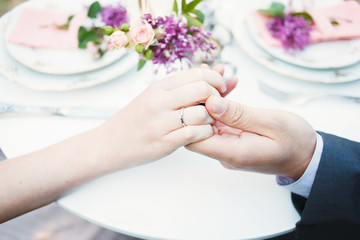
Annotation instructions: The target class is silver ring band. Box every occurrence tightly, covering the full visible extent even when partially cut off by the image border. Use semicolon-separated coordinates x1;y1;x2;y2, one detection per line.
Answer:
179;108;186;127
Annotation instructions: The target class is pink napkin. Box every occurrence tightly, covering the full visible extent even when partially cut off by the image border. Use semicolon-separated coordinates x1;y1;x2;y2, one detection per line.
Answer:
309;1;360;42
7;8;87;50
251;12;283;48
252;1;360;47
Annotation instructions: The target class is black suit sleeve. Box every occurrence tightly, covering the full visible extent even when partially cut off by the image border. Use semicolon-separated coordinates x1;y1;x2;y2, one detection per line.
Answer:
291;132;360;240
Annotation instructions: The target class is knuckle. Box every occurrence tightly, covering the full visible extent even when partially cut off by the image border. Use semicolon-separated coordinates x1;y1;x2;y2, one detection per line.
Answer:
198;80;209;89
192;68;206;81
196;81;212;97
184;143;195;151
183;127;197;142
261;109;290;132
227;104;246;126
199;107;210;122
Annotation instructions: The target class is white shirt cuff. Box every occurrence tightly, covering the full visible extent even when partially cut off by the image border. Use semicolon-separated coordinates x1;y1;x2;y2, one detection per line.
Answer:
276;133;324;199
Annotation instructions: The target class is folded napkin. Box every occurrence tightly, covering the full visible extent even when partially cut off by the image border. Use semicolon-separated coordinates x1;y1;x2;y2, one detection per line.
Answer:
252;1;360;47
7;8;87;50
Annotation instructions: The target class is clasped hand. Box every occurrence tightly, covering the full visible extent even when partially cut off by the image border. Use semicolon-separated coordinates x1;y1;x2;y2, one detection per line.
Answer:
102;64;316;180
0;64;318;223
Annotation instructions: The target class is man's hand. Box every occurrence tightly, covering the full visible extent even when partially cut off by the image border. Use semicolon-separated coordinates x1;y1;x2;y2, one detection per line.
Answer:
186;96;317;179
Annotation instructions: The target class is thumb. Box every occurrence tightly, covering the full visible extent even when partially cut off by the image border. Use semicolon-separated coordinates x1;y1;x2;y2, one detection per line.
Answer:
205;96;273;134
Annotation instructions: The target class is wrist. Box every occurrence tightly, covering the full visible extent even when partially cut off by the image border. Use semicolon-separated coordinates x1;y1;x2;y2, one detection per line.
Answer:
277;133;324;198
288;131;317;180
94;117;135;174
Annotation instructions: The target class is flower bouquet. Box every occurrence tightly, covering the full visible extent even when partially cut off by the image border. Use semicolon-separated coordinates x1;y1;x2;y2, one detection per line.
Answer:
78;0;216;73
76;1;129;59
257;2;313;51
257;1;360;52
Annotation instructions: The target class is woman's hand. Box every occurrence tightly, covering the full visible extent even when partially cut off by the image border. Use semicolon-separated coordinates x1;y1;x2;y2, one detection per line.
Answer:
0;67;227;222
98;67;227;170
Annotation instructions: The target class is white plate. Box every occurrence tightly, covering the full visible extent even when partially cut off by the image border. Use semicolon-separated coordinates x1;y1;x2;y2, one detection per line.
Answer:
247;14;360;70
4;0;135;75
232;16;360;83
0;11;138;92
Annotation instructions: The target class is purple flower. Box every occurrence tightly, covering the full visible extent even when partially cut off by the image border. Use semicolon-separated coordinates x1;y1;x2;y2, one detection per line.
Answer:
101;4;128;28
143;14;217;73
267;14;312;51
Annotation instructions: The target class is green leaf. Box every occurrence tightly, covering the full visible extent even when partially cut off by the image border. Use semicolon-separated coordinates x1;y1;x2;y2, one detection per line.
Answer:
190;9;205;24
183;13;202;28
269;2;285;14
88;1;102;18
144;49;154;60
78;26;99;49
331;20;339;26
181;0;187;13
56;15;74;30
137;59;147;71
78;26;87;46
186;0;202;12
173;0;179;15
78;26;86;35
67;15;74;23
291;12;313;24
135;44;146;54
258;2;285;17
98;48;106;58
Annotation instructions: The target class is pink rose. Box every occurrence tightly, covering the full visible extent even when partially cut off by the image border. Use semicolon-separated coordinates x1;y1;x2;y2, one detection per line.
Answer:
110;30;129;48
130;20;155;47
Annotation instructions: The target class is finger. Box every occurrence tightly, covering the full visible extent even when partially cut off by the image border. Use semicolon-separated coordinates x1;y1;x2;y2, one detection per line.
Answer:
160;68;227;94
164;124;214;148
185;134;248;170
186;133;241;162
214;122;243;136
170;81;220;109
221;76;238;97
171;105;215;130
205;96;275;136
212;64;224;77
200;63;210;69
185;132;274;169
159;105;215;133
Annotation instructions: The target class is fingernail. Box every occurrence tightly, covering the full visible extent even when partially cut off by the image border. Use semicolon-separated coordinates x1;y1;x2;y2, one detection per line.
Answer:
211;97;227;114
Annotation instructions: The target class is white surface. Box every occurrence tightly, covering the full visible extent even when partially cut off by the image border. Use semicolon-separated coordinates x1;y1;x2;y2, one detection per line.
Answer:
59;149;299;240
1;0;360;239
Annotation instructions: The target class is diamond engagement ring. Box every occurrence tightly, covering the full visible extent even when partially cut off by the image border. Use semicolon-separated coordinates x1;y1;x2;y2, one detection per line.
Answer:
179;107;186;127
